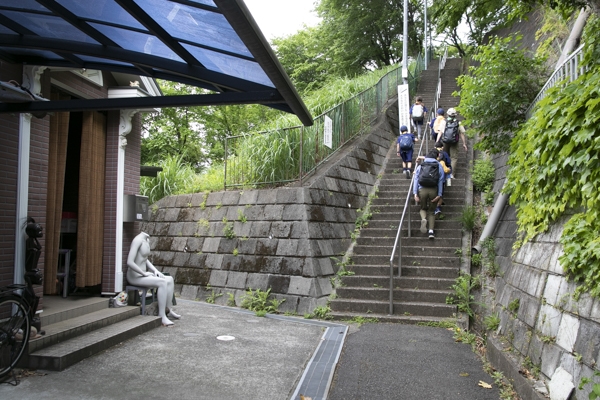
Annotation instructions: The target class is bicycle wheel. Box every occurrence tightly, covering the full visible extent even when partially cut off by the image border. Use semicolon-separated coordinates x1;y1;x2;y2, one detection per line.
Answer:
0;295;30;378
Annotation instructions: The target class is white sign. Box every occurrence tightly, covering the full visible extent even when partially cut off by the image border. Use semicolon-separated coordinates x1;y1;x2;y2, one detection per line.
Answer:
324;115;333;149
397;84;411;134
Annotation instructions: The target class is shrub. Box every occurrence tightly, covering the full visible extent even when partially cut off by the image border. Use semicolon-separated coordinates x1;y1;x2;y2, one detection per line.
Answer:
460;205;477;232
472;157;495;193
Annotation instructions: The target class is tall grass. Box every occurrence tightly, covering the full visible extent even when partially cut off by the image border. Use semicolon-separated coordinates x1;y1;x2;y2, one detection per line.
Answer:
226;64;405;187
140;155;196;204
144;63;415;201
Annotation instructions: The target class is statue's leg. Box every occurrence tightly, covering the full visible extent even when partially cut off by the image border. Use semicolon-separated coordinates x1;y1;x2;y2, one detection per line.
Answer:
165;276;181;319
127;275;173;326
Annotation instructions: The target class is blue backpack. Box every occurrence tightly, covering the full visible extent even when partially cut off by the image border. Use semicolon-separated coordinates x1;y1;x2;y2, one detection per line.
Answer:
399;134;413;151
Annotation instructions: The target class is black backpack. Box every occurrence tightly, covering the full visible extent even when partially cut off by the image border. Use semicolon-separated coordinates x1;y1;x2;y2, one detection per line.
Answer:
419;161;440;187
442;119;459;144
398;134;413;151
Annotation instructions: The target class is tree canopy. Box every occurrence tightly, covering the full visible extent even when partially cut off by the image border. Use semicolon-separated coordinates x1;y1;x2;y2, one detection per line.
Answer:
315;0;423;72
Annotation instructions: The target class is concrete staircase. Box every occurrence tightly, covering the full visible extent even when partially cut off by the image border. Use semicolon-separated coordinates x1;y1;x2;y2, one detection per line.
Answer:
329;58;467;323
20;296;161;371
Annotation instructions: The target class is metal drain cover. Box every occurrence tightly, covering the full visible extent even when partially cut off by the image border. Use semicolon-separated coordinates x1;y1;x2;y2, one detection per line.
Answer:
216;335;235;341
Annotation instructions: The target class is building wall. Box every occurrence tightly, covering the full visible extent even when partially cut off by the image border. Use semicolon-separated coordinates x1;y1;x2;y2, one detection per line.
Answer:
0;65;144;296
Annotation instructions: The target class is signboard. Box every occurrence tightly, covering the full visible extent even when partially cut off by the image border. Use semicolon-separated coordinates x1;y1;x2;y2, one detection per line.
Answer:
324;115;333;149
397;84;411;134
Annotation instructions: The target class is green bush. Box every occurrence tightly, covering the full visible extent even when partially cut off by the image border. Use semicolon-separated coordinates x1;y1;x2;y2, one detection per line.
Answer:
472;157;495;193
460;205;477;232
240;288;285;316
456;34;548;154
446;273;481;317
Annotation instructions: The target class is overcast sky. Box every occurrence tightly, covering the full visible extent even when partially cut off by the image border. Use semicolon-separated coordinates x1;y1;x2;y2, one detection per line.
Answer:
243;0;321;40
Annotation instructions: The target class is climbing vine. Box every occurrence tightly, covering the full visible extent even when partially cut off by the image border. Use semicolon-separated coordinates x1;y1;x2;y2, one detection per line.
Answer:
504;15;600;298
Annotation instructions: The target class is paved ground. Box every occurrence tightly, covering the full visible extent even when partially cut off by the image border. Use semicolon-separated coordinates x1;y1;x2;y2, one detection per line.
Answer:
1;300;501;400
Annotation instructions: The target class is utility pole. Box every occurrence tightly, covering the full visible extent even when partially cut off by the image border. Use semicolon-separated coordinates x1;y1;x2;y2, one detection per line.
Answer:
424;0;428;70
402;0;408;84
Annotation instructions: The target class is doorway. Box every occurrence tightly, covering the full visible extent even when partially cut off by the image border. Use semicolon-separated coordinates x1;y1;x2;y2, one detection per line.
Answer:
45;105;106;295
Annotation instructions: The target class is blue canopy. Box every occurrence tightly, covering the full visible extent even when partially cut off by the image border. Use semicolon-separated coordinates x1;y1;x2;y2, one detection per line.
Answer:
0;0;312;125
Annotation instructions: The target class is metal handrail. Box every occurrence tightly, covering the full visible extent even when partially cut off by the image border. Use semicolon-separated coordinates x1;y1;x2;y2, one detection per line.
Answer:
388;50;446;314
526;44;586;117
224;55;426;189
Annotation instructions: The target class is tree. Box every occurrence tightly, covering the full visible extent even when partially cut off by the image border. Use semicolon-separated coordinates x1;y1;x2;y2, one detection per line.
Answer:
316;0;423;74
142;81;281;171
456;35;548;154
142;82;206;171
272;26;332;94
430;0;512;56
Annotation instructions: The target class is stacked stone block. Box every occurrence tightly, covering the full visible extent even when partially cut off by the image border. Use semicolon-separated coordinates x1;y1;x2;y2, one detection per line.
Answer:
480;152;600;400
141;103;398;315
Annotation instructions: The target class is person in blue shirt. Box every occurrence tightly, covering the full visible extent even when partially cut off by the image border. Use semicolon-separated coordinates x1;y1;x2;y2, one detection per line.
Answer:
413;149;445;239
396;125;419;179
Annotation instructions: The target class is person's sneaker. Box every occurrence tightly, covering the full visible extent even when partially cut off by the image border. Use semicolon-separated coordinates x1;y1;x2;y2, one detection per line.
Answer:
406;169;411;179
434;207;441;216
428;230;435;239
420;219;427;233
403;169;408;177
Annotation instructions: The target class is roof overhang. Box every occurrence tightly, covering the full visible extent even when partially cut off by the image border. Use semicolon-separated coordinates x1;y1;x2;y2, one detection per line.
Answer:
0;0;313;126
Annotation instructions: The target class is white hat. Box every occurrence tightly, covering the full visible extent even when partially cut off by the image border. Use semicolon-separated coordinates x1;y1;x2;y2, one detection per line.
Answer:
447;108;457;117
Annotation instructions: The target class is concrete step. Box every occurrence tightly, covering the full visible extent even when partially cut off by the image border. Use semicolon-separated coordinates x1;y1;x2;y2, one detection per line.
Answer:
40;297;109;326
351;243;462;257
343;264;459;279
24;315;162;371
335;287;451;303
332;58;467;321
19;296;162;372
28;306;142;353
340;275;456;291
328;311;456;325
350;254;462;268
329;298;456;318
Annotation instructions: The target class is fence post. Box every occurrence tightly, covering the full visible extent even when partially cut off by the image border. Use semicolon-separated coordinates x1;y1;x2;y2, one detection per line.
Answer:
299;126;304;186
223;137;228;191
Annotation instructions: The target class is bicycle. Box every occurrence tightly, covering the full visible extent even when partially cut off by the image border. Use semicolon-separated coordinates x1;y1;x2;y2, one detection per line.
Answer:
0;283;35;382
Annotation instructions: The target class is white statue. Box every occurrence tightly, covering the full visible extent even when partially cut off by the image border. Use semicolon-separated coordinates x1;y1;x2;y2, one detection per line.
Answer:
127;232;180;326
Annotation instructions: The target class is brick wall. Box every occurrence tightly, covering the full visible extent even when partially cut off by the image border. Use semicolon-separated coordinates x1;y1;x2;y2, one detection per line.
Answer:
0;62;25;287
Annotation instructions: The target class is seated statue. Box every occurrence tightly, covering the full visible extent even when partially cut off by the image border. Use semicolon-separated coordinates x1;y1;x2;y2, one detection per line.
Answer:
126;232;180;326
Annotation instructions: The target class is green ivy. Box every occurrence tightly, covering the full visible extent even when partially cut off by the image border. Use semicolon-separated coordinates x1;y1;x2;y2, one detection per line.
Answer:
505;15;600;298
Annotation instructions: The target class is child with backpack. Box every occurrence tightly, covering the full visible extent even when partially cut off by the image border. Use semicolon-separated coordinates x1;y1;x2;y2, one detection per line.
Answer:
431;108;445;141
434;142;452;216
413;149;445;239
410;96;428;140
435;107;467;179
396;125;419;179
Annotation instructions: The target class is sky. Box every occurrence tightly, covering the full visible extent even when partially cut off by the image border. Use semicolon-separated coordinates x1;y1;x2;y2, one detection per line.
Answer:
243;0;321;40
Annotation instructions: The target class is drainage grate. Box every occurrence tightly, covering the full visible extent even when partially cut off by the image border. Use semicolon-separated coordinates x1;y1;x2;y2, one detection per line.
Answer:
290;324;348;400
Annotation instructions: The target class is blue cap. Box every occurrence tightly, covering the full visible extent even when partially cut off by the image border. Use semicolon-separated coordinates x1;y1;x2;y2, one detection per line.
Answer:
437;108;444;115
400;125;408;132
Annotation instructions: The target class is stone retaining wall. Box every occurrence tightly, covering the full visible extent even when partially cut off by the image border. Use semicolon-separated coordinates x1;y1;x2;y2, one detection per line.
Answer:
140;102;399;315
481;153;600;400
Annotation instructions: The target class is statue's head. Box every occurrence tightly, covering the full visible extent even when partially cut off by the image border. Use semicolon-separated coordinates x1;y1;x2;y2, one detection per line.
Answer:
26;218;43;238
